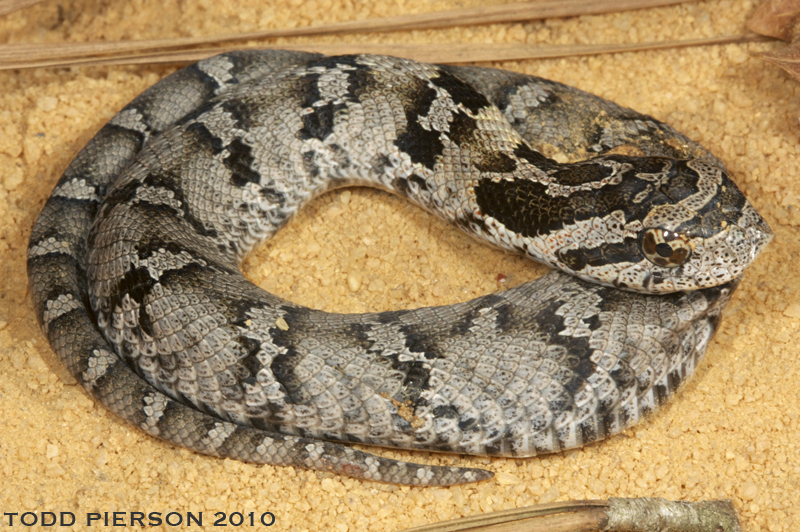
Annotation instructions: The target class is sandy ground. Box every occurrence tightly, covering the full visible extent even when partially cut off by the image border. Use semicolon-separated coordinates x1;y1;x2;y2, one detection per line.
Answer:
0;0;798;530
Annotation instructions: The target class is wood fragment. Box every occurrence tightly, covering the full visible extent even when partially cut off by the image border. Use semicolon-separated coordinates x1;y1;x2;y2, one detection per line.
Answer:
752;40;800;80
398;498;741;532
747;0;800;41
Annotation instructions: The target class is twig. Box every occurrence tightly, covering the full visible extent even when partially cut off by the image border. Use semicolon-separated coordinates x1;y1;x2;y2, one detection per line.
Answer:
0;0;692;65
398;498;742;532
0;34;770;71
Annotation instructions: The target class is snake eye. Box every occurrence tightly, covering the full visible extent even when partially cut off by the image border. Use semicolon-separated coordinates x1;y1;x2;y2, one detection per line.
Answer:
641;228;692;268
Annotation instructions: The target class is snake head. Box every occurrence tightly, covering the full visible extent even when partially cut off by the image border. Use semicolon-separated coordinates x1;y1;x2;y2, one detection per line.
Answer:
464;154;770;294
617;158;773;293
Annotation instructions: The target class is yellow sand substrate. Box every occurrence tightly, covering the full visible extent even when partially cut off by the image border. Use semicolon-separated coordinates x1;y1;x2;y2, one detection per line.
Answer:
0;1;797;530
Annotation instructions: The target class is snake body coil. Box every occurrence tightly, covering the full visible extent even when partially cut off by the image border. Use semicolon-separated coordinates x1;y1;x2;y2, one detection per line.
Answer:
28;51;772;485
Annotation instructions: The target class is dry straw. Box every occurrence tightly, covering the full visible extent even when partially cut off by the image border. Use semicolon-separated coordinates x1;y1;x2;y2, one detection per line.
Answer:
0;0;767;69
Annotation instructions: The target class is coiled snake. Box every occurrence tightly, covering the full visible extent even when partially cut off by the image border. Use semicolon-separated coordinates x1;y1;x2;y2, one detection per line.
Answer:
28;51;772;486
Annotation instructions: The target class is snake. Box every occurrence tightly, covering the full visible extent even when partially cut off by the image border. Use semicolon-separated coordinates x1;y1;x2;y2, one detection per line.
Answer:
27;50;773;486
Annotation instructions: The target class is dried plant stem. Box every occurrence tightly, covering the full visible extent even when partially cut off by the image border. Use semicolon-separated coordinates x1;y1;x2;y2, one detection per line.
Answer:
398;498;742;532
0;33;769;71
0;0;44;17
0;0;692;65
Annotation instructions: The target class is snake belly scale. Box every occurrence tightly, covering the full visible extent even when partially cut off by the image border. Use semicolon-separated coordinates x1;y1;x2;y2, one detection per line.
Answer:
28;50;772;486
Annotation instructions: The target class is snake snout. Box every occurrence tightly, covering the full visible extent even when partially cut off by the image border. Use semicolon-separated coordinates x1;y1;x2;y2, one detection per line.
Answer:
686;206;773;289
748;211;773;259
731;202;773;265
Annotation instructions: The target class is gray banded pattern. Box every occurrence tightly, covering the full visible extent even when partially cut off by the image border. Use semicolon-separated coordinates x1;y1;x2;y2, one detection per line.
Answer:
28;50;771;485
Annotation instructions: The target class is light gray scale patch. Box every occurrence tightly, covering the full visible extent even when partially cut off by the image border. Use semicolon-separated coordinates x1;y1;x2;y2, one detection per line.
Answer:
82;348;117;388
27;237;73;259
42;294;83;331
109;108;150;136
201;422;237;451
52;178;101;202
197;54;237;89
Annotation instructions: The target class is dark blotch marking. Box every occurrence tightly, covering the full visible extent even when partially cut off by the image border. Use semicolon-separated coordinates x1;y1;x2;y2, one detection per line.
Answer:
292;55;372;143
429;69;491;114
394;81;443;170
550;161;620;187
239;336;263;378
328;143;352;169
183;122;225;155
103;123;147;155
139;172;219;239
473;178;569;238
308;54;368;72
112;265;158;337
374;309;405;325
557;239;642;272
409;174;431;192
447;110;478;146
269;350;305;403
676;170;746;240
493;303;517;333
370;153;393;175
474;154;674;239
656;159;701;202
337;322;375;352
132;237;186;263
579;420;599;446
298;101;347;141
301;150;320;178
99;180;139;218
259;186;285;208
220;98;258;130
225;138;261;187
392;173;431;198
653;382;670;407
400;325;443;360
448;110;518;174
513;143;559;171
667;368;684;394
447;294;504;336
264;306;315;404
475;152;517;174
393;360;431;406
457;416;480;432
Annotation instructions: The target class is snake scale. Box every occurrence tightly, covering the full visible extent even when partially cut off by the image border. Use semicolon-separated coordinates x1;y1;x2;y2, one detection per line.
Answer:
28;50;772;486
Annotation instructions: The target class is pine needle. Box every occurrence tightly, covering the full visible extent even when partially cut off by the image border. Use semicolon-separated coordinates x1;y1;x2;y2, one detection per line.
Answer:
0;34;769;71
0;0;696;68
